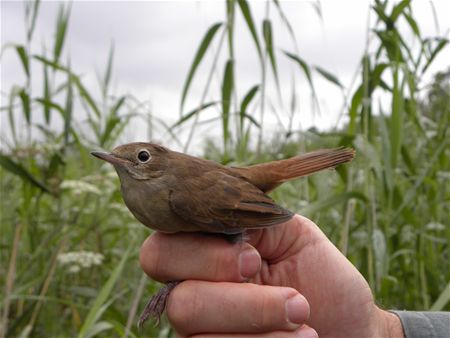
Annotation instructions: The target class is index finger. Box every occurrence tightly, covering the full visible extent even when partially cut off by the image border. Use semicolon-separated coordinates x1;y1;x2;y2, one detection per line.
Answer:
140;231;261;283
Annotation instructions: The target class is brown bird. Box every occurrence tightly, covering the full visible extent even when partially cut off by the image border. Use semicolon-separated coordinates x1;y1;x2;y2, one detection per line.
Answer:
91;142;355;327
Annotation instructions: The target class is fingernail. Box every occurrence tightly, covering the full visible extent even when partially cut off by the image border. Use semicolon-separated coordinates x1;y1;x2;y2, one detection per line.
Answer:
286;294;309;325
239;245;261;279
296;326;318;338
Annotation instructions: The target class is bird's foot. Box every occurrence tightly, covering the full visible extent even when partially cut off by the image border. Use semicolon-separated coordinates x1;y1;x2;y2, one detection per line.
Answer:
137;281;180;328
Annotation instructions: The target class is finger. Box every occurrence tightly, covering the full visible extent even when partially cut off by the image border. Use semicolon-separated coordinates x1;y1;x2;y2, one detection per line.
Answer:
167;281;310;336
185;325;318;338
140;232;261;282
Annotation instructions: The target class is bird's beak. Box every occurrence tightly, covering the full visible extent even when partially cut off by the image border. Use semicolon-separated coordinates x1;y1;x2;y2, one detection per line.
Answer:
91;151;130;166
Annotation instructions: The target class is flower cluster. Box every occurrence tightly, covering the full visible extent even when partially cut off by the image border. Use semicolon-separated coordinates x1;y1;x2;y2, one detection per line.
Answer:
57;250;104;274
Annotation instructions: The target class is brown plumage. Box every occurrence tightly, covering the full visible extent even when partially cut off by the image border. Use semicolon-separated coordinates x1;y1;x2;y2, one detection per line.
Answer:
92;143;354;235
91;142;355;327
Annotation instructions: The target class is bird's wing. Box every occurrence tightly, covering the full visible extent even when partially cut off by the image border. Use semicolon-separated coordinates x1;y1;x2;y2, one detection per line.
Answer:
169;170;293;233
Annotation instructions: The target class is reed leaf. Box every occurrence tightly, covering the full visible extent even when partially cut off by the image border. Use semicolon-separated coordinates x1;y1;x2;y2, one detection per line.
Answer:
15;45;29;77
18;88;31;124
263;19;280;90
172;102;218;129
77;247;131;338
222;59;234;149
239;85;259;130
237;0;262;59
313;66;343;88
0;154;50;193
53;4;70;63
179;22;223;114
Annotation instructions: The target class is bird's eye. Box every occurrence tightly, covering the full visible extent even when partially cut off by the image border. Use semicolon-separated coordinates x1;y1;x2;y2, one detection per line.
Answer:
137;150;151;163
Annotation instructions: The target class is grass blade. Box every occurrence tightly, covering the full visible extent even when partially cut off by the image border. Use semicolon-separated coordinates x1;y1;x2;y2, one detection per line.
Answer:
171;102;218;129
53;4;70;63
314;66;344;88
263;19;280;90
103;42;114;96
430;281;450;311
18;88;31;124
390;0;410;22
43;63;51;123
239;85;259;129
64;63;73;146
77;247;131;338
180;22;223;114
237;0;262;60
284;51;320;114
0;154;50;193
222;59;234;149
72;75;102;118
33;55;67;72
389;68;404;168
26;0;41;41
15;45;29;77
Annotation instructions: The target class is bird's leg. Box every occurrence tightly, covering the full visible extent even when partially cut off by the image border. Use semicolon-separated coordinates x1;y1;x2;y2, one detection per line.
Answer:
137;281;180;328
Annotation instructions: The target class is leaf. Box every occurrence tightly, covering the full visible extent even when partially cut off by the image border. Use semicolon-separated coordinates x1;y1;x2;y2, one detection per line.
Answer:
180;22;223;113
8;86;20;143
35;98;65;116
390;68;404;168
222;59;234;147
54;4;70;63
313;66;343;88
263;19;280;90
390;0;410;23
103;43;114;96
64;65;73;145
0;154;50;193
26;0;41;41
272;0;297;49
33;55;66;72
237;0;262;60
348;85;363;135
19;88;31;124
15;45;29;77
403;12;421;39
430;280;450;311
43;63;51;123
239;85;259;128
72;75;102;118
422;38;449;74
84;321;113;338
111;96;126;116
284;51;313;89
171;102;218;129
100;117;120;147
77;247;131;338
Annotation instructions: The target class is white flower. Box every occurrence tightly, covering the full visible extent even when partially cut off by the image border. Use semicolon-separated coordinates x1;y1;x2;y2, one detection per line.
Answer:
57;250;105;272
68;265;81;274
61;180;101;195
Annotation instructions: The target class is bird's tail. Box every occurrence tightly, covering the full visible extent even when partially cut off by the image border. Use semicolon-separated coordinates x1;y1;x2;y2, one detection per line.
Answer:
235;148;355;193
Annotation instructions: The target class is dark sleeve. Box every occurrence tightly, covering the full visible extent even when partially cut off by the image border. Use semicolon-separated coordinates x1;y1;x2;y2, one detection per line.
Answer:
391;311;450;338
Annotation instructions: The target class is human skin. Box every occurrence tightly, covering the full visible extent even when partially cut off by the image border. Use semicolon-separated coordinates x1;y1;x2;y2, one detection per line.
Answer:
140;215;404;338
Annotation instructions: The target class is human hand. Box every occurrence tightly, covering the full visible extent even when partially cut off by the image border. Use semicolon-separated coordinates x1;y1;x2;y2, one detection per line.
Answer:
140;215;404;337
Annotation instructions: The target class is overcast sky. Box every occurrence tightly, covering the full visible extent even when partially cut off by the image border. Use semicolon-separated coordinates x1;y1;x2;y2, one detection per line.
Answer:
1;1;449;152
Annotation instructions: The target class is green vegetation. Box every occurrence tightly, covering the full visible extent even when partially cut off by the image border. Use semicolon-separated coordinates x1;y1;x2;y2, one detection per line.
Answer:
1;0;449;337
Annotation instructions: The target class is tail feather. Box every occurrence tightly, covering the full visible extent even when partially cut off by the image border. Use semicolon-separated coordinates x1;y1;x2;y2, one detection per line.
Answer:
234;148;355;193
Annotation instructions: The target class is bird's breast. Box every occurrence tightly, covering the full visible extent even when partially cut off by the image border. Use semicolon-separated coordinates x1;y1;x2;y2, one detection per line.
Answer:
120;177;197;233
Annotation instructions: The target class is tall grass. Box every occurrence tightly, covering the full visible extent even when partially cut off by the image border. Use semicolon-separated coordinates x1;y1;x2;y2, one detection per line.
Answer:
1;0;449;337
